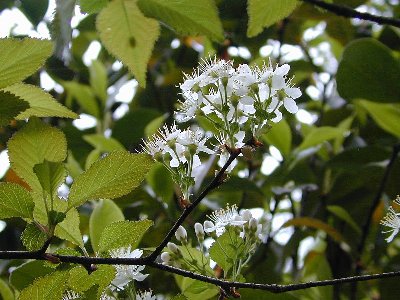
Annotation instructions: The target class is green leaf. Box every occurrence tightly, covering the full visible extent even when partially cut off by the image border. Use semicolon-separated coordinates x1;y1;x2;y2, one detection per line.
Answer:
68;265;115;297
19;0;49;27
83;134;125;152
146;163;174;203
176;276;219;300
137;0;224;42
262;119;292;157
0;90;29;126
2;83;77;119
241;290;297;300
144;113;167;137
0;278;14;300
327;205;361;234
98;219;153;252
247;0;298;37
63;81;100;118
171;295;188;300
89;60;108;104
10;260;55;291
54;208;84;247
0;38;53;89
80;0;108;13
0;183;34;219
97;0;160;87
89;199;125;253
21;223;48;251
357;100;400;138
209;227;244;274
297;126;346;151
8;118;67;193
19;271;68;300
282;217;345;243
34;161;66;201
337;38;400;103
68;151;154;209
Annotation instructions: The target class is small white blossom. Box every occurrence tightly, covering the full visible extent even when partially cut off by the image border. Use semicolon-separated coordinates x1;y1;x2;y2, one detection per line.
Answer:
205;204;247;236
381;197;400;242
109;247;148;291
194;222;205;238
136;289;157;300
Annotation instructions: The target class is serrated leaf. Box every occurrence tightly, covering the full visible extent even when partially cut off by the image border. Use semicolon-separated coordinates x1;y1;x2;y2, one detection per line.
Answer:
68;265;115;297
209;227;244;274
357;100;400;138
19;271;68;300
21;223;48;251
8;118;67;193
97;0;160;87
337;38;400;103
0;278;14;300
54;208;84;247
63;81;100;118
262;118;292;157
83;134;125;152
10;260;55;291
176;276;219;300
0;38;53;89
2;83;77;119
90;199;125;253
137;0;224;42
297;126;346;151
80;0;108;13
0;90;29;126
89;60;108;104
34;160;66;201
68;152;154;209
282;217;345;243
98;219;153;252
247;0;298;37
0;183;34;219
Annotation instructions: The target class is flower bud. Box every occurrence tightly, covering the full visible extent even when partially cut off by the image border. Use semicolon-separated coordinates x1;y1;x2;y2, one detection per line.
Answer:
167;242;179;254
194;222;204;241
240;209;252;221
175;226;187;244
249;218;258;231
203;220;214;233
161;252;170;264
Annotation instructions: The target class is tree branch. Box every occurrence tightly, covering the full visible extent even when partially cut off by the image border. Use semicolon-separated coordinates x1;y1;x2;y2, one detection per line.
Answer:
298;0;400;28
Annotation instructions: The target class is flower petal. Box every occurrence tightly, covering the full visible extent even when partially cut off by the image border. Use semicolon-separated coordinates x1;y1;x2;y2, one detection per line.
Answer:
285;87;302;99
284;97;298;114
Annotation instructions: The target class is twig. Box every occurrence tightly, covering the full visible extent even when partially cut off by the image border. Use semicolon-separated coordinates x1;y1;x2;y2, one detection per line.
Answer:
1;250;400;293
298;0;400;28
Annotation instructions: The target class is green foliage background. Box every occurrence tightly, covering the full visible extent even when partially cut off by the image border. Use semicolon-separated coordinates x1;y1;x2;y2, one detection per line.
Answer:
0;0;399;299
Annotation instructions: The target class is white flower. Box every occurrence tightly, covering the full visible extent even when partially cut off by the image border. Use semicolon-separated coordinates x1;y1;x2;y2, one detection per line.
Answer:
380;198;400;242
194;222;204;237
100;292;116;300
62;290;80;300
109;247;148;290
205;204;247;236
136;289;157;300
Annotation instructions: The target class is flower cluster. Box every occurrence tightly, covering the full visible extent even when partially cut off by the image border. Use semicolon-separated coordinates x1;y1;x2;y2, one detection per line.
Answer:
136;289;157;300
62;290;80;300
161;205;263;281
109;247;148;291
380;196;400;242
176;57;301;147
142;123;214;200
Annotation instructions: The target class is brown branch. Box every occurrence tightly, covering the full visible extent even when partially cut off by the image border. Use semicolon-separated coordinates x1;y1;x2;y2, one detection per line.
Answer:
298;0;400;28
